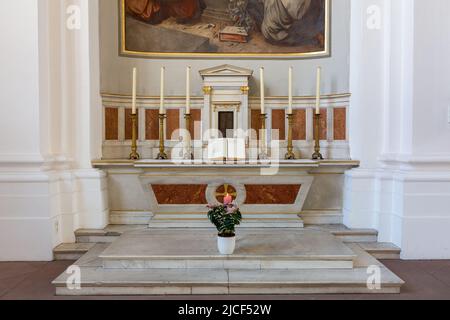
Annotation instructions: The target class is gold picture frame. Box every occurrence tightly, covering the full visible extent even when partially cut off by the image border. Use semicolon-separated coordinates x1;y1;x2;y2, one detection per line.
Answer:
119;0;331;59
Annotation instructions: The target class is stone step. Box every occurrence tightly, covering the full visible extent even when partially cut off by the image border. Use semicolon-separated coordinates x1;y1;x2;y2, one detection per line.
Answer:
53;229;404;296
358;242;401;260
148;220;304;229
53;267;404;296
74;224;378;244
333;229;378;243
53;243;95;261
300;211;343;225
309;225;379;243
99;229;356;270
149;214;304;229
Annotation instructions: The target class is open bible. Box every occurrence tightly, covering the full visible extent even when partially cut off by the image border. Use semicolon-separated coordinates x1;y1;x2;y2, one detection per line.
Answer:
207;138;246;161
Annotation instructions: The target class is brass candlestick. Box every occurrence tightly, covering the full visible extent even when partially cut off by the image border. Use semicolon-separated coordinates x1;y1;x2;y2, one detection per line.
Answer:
156;113;168;160
183;113;194;160
312;113;324;160
258;113;268;160
129;113;140;160
285;113;295;160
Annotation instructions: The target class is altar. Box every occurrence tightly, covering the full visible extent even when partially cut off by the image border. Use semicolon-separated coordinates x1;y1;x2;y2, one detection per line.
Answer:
93;159;358;227
54;63;405;296
99;64;354;227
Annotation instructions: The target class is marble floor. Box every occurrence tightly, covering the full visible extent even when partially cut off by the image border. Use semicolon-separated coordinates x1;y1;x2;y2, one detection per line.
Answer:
1;260;450;300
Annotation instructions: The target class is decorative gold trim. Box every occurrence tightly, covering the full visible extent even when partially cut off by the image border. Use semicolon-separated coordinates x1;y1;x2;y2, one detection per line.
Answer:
240;86;250;94
119;0;331;59
203;86;212;95
215;184;238;198
212;102;241;113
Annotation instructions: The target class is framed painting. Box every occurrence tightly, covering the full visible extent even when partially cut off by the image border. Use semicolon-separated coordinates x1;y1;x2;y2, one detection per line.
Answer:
119;0;331;59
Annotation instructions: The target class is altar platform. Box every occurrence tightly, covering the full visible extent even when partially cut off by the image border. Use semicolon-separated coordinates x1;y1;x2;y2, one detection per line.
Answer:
53;227;404;295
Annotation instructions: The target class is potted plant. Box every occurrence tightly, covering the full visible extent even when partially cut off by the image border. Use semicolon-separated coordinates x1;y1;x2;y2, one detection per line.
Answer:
207;201;242;255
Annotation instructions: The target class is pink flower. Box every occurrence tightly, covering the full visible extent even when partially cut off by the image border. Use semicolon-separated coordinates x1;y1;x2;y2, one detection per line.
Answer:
227;206;236;214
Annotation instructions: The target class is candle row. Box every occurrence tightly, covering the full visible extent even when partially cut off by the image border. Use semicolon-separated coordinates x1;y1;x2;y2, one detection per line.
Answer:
132;66;323;116
260;67;322;116
131;67;192;115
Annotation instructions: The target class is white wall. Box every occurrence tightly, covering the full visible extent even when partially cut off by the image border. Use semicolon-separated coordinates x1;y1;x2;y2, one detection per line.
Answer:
99;0;351;97
346;0;450;259
0;0;108;261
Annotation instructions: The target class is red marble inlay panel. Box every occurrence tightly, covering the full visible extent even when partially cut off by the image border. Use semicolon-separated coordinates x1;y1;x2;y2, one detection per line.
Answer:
152;184;208;205
166;109;180;140
251;109;262;140
145;109;160;140
124;109;139;140
105;107;118;140
189;109;202;140
313;108;328;140
244;185;301;204
334;108;347;141
271;109;286;140
292;109;306;140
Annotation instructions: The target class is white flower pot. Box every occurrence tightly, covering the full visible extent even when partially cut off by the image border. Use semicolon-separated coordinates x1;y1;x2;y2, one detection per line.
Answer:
217;236;236;255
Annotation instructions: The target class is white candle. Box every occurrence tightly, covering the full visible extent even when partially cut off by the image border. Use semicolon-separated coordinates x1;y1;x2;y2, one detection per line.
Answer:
160;67;165;114
186;66;191;114
132;68;137;114
260;67;265;114
315;67;321;115
288;67;293;114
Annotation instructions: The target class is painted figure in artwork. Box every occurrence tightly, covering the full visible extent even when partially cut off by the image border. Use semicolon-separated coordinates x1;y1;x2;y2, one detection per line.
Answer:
126;0;206;24
242;0;325;46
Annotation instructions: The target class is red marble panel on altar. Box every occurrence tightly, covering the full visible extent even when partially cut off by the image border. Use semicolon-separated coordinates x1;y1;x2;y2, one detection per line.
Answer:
124;108;139;140
166;109;180;140
152;184;208;205
334;108;347;141
313;108;328;140
145;109;159;140
189;109;202;140
250;109;262;140
105;107;118;140
292;109;306;140
271;109;286;140
244;185;301;204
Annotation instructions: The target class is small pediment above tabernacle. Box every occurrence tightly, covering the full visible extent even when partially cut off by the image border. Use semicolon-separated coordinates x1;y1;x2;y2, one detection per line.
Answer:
199;64;253;78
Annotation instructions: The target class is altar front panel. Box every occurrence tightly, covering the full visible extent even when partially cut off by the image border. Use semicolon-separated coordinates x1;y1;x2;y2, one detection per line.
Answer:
96;160;358;225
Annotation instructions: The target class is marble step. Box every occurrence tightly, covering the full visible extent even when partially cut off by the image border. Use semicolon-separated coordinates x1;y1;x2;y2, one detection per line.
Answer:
358;242;401;260
75;229;123;244
300;211;343;225
53;231;404;296
53;243;95;261
148;220;304;229
74;224;379;244
53;267;404;296
308;225;379;243
53;244;404;296
99;229;357;270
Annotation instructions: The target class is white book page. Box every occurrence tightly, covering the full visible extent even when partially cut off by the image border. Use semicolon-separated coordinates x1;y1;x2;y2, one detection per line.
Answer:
227;138;246;160
207;138;227;160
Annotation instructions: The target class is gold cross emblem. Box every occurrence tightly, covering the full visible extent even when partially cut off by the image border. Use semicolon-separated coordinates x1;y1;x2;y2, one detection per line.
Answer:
215;184;237;198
